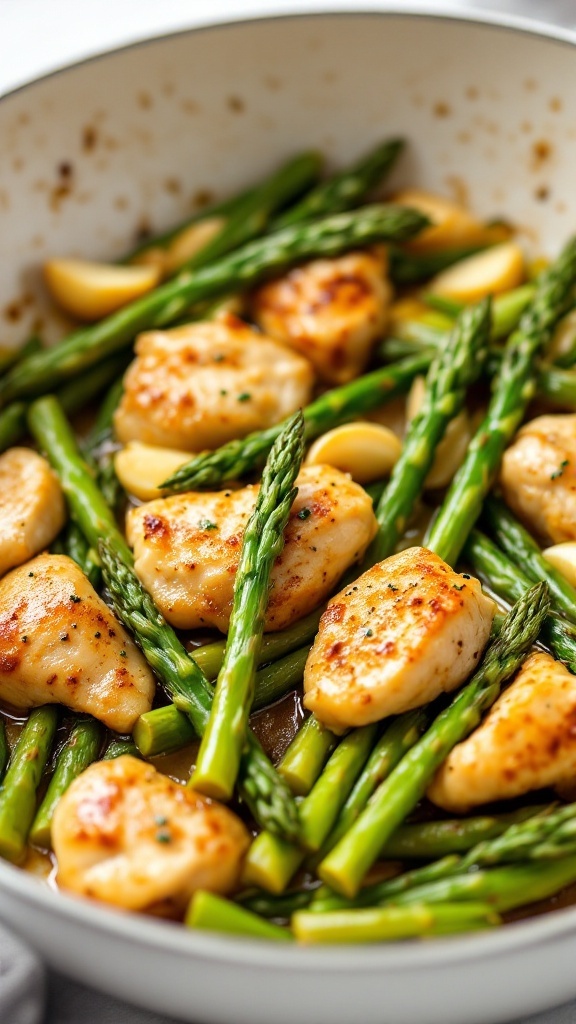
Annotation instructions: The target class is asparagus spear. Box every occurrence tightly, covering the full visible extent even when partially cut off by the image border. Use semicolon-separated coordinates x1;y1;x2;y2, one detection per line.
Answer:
0;205;428;406
389;245;490;285
243;725;377;894
135;644;310;757
103;737;140;759
379;859;576;915
368;298;491;564
277;715;337;796
0;335;42;376
426;237;576;566
30;717;104;849
292;902;499;943
162;353;429;492
317;802;576;913
191;413;305;800
318;582;550;898
82;375;125;511
0;707;58;863
271;138;404;229
0;722;8;785
319;709;429;856
483;497;576;625
61;521;101;588
465;529;576;670
0;352;128;454
187;891;292;941
29;396;299;840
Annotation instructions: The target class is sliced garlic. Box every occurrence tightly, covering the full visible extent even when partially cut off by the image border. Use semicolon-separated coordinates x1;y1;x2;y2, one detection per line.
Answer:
44;259;160;321
428;242;525;304
407;375;472;489
542;542;576;588
131;217;226;279
305;422;402;484
115;442;193;501
392;190;511;253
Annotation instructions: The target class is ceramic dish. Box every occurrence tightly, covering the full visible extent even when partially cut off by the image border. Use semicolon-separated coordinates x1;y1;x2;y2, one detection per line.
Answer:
2;8;576;1024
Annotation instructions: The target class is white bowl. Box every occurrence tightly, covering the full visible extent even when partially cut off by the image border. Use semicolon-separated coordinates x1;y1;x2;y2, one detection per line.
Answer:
2;9;576;1024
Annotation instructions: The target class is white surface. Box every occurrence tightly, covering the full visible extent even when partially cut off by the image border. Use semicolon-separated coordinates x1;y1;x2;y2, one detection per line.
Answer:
0;0;575;97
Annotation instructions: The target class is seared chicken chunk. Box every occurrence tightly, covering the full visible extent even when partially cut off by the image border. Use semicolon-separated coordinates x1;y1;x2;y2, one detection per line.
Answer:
304;546;495;731
251;248;392;385
428;652;576;812
53;756;249;912
0;555;154;732
114;313;314;450
500;414;576;544
127;465;377;632
0;448;66;578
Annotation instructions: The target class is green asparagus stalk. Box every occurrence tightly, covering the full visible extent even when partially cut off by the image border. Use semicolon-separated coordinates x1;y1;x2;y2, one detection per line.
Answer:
464;528;576;671
426;237;576;565
162;353;429;492
318;582;550;898
134;644;311;757
191;413;305;800
179;152;323;271
0;335;42;377
82;375;125;511
425;283;536;340
381;859;576;914
120;184;261;264
278;715;337;796
0;722;8;785
0;205;428;405
61;521;101;588
317;802;576;913
0;707;58;863
319;709;429;857
368;298;491;564
379;333;576;411
271;139;404;229
29;395;299;840
99;538;300;839
30;717;103;848
187;891;292;941
103;737;139;759
0;352;128;454
483;497;576;625
189;607;323;683
389;245;490;285
292;902;499;943
243;725;377;894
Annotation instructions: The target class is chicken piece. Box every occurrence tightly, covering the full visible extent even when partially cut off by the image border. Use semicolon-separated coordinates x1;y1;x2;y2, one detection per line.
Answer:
303;546;495;731
53;756;249;913
0;448;66;578
0;554;154;732
500;414;576;545
251;248;392;385
428;652;576;812
127;465;377;632
114;313;314;450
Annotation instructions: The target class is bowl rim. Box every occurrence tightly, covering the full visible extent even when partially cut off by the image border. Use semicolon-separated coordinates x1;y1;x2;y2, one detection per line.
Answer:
2;3;576;971
1;3;576;105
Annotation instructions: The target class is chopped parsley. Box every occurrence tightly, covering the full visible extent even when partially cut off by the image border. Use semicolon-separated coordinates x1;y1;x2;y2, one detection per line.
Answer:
155;830;171;844
551;459;570;480
453;583;465;591
70;594;81;604
198;519;218;531
365;628;374;637
297;507;312;521
237;392;251;402
387;583;398;592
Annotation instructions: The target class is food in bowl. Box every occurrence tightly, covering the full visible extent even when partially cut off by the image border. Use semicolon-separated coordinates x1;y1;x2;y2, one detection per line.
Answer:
1;134;576;947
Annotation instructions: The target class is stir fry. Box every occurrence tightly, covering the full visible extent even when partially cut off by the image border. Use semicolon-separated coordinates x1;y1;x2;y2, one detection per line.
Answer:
2;139;576;944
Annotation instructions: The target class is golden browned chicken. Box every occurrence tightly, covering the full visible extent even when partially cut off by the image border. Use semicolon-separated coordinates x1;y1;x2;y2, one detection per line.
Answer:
303;546;495;731
127;465;377;632
0;555;154;732
428;651;576;812
52;756;250;912
114;313;314;451
0;448;66;578
251;248;392;385
500;414;576;544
